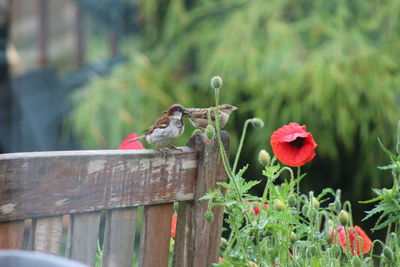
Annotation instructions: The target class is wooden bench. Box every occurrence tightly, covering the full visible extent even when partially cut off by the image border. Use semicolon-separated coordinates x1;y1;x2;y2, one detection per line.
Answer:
0;133;229;267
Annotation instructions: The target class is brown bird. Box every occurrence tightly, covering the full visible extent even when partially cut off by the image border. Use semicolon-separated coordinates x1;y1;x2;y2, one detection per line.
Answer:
129;104;188;154
185;104;238;130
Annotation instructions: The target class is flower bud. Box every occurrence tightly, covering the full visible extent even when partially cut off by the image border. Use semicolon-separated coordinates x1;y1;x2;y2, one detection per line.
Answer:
306;246;317;258
334;200;342;213
191;129;202;136
274;199;285;211
251;118;264;128
290;231;297;244
205;124;215;140
210;76;223;89
204;210;214;223
339;210;349;225
247;261;258;267
328;202;336;212
287;193;297;208
308;208;317;220
220;237;228;249
258;150;270;166
383;247;393;262
330;244;341;258
351;256;362;267
312;197;320;209
302;204;309;217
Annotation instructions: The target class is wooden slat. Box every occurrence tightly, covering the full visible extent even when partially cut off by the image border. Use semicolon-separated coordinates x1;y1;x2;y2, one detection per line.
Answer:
102;208;137;267
0;220;25;249
66;212;101;265
31;216;63;254
187;132;229;267
172;202;193;267
0;148;198;221
139;204;174;267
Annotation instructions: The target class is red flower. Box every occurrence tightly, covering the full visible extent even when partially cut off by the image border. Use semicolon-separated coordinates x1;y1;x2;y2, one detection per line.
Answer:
270;123;317;167
170;214;177;238
118;133;144;150
331;226;372;255
243;200;269;215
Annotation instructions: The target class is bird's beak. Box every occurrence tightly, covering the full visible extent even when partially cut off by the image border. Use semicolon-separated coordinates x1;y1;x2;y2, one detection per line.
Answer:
182;109;189;116
232;106;238;111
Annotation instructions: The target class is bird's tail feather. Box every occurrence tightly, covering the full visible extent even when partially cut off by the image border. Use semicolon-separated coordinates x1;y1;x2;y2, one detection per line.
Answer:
128;136;145;142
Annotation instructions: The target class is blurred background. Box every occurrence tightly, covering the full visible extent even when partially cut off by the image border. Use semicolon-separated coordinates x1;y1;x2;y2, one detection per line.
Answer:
0;0;399;241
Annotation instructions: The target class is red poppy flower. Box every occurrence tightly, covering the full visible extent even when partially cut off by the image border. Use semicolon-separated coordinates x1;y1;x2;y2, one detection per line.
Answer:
118;133;144;150
331;225;372;255
243;200;269;215
170;214;177;238
270;123;317;167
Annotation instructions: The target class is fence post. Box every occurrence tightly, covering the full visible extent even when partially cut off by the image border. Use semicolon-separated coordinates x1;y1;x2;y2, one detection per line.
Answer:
188;131;229;267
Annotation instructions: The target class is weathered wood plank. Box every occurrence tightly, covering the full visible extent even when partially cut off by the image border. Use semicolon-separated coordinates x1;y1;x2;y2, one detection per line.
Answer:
102;208;137;267
66;212;101;265
31;216;63;254
0;148;197;221
188;132;229;267
0;220;25;249
172;202;193;267
139;204;173;267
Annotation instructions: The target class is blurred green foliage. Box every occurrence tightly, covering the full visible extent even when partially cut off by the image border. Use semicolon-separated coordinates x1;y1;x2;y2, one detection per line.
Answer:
70;0;400;199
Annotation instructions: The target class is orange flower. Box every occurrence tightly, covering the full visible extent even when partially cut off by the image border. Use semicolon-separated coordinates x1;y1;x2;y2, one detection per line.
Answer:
331;225;372;255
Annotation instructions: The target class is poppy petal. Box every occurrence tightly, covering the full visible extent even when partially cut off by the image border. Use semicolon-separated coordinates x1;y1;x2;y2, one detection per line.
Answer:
270;123;317;167
118;133;144;150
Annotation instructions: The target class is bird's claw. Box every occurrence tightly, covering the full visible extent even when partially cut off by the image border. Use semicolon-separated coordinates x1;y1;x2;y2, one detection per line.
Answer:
168;145;182;151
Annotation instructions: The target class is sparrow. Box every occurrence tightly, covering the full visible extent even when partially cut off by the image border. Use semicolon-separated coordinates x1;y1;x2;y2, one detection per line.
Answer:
185;104;238;130
129;104;188;154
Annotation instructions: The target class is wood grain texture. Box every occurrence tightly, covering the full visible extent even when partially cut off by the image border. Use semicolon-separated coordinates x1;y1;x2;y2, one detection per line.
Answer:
102;208;137;267
0;220;25;249
32;216;63;254
66;212;101;266
0;148;197;221
172;202;193;267
139;204;173;267
187;132;229;267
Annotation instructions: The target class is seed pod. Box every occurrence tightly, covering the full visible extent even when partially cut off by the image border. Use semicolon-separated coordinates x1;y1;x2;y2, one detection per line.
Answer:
339;210;349;226
205;124;215;140
251;118;264;128
258;149;270;166
204;210;214;223
210;76;223;89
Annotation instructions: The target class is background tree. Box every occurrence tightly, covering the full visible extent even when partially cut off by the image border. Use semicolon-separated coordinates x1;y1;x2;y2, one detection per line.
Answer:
69;0;400;237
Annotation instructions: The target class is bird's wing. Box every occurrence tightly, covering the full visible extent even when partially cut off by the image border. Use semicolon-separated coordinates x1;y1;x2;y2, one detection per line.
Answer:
145;115;170;135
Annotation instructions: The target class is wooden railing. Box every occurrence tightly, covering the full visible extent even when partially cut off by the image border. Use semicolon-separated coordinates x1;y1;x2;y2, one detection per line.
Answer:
0;132;229;267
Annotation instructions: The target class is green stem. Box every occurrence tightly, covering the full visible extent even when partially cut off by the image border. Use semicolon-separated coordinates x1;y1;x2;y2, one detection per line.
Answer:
214;87;253;225
262;166;294;203
297;166;301;211
232;119;252;174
